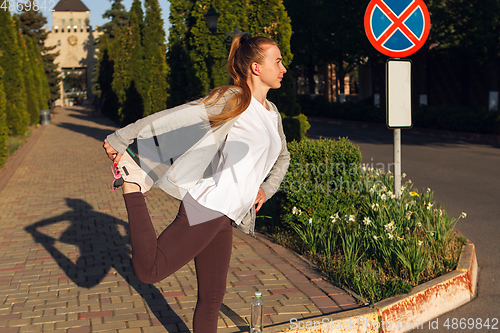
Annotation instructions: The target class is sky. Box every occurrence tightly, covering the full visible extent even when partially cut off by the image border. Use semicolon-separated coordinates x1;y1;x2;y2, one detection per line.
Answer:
35;0;171;35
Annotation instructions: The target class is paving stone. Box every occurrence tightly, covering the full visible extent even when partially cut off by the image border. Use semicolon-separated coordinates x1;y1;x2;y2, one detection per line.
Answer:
91;321;128;331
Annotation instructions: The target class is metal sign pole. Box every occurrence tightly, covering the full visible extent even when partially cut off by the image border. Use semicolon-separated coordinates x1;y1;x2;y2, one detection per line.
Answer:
394;128;401;199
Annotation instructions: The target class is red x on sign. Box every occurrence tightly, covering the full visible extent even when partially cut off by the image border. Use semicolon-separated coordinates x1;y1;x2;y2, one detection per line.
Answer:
365;0;431;57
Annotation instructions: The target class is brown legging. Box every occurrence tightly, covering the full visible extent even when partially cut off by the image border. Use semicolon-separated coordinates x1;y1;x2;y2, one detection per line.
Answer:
123;192;233;333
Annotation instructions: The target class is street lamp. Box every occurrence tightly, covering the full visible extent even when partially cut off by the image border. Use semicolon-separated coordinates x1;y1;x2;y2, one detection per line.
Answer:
204;5;249;37
204;5;220;34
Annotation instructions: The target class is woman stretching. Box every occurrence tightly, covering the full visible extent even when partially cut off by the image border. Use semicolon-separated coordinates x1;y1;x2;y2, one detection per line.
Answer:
102;35;290;333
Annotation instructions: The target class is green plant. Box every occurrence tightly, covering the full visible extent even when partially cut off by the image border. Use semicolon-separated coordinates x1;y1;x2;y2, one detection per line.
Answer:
259;137;466;304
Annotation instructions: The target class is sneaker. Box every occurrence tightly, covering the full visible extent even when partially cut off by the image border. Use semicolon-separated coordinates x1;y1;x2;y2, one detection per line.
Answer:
112;148;154;194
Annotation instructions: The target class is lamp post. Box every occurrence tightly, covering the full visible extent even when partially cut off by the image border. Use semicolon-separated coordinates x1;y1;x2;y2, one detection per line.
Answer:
204;5;220;34
204;5;249;38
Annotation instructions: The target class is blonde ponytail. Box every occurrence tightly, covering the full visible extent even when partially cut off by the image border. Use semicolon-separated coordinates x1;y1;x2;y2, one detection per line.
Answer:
203;35;276;127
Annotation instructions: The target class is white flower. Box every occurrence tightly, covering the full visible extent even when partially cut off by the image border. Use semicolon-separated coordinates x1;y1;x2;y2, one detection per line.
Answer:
460;212;467;219
331;213;340;223
299;210;302;215
373;235;378;240
397;236;404;241
417;222;422;227
381;186;387;192
418;240;423;246
427;188;431;193
426;202;433;210
348;215;355;223
430;232;434;236
405;203;409;210
406;211;412;220
390;193;396;200
387;233;394;240
439;210;443;216
384;221;396;232
309;218;313;224
369;187;375;194
371;203;380;211
292;207;298;215
402;173;406;179
408;179;412;184
380;194;387;201
363;217;371;226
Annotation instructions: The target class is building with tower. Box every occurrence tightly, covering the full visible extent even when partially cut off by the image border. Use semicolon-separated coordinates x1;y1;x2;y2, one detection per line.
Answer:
44;0;102;106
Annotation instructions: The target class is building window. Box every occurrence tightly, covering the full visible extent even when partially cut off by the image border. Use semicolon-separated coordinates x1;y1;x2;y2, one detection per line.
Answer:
57;40;61;46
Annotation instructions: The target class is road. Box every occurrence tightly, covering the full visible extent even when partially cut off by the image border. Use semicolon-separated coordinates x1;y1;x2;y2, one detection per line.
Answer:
307;118;500;332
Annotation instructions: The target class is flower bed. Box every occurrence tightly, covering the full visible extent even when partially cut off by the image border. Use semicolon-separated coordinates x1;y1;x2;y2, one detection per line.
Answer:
258;138;466;304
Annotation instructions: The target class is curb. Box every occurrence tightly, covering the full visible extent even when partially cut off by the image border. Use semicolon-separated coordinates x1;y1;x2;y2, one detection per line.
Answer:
263;242;478;333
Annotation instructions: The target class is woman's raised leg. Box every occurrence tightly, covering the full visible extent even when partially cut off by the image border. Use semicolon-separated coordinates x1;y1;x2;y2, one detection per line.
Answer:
123;191;232;285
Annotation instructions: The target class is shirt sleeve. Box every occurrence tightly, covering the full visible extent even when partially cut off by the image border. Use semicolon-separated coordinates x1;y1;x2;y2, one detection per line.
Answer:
259;109;290;200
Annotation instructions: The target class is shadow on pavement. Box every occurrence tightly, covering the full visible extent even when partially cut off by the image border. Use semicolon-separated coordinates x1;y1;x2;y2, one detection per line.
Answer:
24;198;189;331
57;122;113;142
221;304;249;331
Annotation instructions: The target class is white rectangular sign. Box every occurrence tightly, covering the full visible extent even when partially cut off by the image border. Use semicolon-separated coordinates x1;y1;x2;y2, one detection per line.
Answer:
386;59;412;128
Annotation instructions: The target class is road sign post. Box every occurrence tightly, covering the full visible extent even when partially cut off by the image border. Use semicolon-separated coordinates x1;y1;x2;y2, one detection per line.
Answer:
386;59;412;198
364;0;430;199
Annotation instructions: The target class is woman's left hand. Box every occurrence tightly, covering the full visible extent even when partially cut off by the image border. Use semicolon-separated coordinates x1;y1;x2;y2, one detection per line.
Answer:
254;188;266;213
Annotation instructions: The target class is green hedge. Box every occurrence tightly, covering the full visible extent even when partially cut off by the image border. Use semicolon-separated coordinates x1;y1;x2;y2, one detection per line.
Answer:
298;94;500;135
279;137;362;223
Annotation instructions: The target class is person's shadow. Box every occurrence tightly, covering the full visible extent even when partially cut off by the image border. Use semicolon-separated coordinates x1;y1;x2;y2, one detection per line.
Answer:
24;198;190;331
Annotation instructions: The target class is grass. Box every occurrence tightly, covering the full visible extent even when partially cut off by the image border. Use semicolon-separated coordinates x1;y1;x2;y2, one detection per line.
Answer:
2;125;38;168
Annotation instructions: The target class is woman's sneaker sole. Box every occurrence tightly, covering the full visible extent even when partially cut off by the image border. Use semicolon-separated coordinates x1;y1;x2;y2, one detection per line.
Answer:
116;148;154;194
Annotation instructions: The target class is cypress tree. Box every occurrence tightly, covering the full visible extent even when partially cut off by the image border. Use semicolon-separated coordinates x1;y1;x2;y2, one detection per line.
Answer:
111;26;131;120
166;0;204;106
120;5;145;124
130;0;144;42
142;0;168;116
0;9;29;135
100;0;130;42
15;23;39;126
97;34;119;120
111;21;144;124
16;0;60;104
28;36;50;110
0;66;8;167
43;48;61;103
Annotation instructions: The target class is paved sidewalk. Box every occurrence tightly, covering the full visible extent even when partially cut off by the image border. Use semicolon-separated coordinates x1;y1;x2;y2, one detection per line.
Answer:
0;107;360;333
